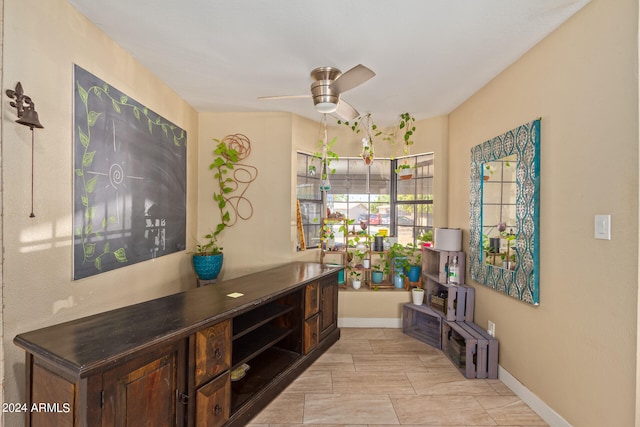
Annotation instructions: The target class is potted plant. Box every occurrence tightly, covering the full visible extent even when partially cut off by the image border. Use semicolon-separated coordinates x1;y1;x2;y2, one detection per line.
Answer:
395;162;415;180
349;270;362;290
418;230;433;248
192;138;240;280
389;243;408;288
411;286;424;305
192;232;224;280
404;243;422;283
371;253;390;284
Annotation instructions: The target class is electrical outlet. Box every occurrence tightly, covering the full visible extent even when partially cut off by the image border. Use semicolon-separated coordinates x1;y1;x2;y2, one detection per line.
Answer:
487;320;496;337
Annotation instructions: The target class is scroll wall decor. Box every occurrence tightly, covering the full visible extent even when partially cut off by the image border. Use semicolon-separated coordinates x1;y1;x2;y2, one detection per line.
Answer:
469;118;540;305
73;65;187;280
215;133;258;227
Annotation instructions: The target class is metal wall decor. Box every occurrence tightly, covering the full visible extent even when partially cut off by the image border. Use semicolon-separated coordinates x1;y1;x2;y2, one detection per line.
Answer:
469;118;540;305
6;82;44;218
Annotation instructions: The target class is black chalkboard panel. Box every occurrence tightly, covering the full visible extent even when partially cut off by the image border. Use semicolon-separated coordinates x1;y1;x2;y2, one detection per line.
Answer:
73;65;187;280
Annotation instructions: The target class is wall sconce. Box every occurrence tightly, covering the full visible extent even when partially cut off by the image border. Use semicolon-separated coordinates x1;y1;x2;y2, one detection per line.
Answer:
6;82;44;218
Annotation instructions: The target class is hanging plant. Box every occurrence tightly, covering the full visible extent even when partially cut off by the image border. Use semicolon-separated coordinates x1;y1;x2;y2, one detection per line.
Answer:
313;114;339;192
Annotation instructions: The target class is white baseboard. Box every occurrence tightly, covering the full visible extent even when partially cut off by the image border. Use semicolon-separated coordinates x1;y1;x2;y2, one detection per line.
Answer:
338;317;403;328
499;365;572;427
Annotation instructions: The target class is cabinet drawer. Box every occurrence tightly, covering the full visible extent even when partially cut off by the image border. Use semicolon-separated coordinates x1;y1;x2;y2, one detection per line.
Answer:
196;371;230;427
195;320;231;386
303;314;320;354
305;282;320;318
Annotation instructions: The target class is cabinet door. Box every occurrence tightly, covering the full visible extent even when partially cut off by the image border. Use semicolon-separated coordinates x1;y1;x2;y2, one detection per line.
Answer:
319;278;338;340
102;341;185;427
304;282;319;317
195;320;231;386
303;313;320;354
196;372;230;427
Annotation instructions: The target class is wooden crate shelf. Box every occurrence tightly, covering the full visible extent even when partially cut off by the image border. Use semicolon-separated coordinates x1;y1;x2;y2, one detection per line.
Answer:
402;303;442;349
442;320;498;379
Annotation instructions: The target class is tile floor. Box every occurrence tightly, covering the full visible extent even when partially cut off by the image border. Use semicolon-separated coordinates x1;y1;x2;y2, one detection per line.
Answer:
249;327;548;426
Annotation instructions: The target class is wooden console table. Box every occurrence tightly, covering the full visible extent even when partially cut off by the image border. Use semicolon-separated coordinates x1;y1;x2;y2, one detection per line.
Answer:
14;262;342;426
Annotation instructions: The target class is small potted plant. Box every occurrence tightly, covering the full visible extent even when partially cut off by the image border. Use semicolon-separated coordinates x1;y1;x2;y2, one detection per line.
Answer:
349;270;362;290
192;232;223;280
418;230;433;248
411;286;424;305
404;243;422;283
389;243;408;288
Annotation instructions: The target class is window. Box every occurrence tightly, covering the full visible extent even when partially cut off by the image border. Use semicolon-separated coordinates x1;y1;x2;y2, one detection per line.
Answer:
296;152;434;249
296;152;323;249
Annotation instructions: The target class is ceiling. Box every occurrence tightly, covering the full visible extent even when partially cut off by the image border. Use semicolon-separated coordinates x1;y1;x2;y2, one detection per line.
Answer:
67;0;590;127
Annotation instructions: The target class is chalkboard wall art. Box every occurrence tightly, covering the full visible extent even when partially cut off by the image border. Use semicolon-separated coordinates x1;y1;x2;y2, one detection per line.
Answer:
73;65;187;280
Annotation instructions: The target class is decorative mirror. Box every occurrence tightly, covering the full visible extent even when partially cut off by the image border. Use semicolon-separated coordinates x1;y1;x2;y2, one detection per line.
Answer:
469;119;540;305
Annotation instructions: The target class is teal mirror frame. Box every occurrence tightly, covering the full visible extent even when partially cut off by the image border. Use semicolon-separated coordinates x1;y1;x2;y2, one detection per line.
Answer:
469;119;540;305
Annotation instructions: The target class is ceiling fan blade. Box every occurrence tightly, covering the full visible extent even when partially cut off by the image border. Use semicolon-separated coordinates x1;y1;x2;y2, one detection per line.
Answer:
334;99;360;121
332;64;375;94
258;94;311;100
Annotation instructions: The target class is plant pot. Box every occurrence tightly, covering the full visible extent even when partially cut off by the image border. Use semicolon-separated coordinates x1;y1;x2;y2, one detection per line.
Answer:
398;168;413;180
412;289;424;305
362;259;371;269
393;273;404;289
371;270;384;284
192;253;223;280
352;280;361;290
406;265;421;282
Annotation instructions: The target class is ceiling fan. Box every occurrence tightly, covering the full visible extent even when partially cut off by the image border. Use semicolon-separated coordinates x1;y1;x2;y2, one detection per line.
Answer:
259;64;375;121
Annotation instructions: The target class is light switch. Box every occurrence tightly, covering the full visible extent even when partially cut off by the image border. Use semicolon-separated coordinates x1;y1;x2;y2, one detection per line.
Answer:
594;214;611;240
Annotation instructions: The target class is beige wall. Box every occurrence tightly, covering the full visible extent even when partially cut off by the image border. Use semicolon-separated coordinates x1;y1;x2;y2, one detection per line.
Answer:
448;0;638;425
1;0;199;422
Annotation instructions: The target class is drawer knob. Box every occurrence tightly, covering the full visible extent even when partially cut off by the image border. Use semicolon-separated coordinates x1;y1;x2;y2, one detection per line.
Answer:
214;404;222;415
214;348;222;360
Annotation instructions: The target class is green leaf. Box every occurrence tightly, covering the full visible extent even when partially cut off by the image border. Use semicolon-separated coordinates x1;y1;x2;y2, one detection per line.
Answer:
78;128;90;148
93;87;102;99
120;95;128;104
75;169;84;176
148;119;153;134
85;243;96;257
81;195;88;207
86;175;98;193
87;111;101;127
94;257;102;271
82;151;96;168
101;217;106;228
114;248;128;262
133;107;140;121
103;241;110;253
111;99;121;113
85;223;93;235
74;226;82;237
85;206;95;219
77;83;88;105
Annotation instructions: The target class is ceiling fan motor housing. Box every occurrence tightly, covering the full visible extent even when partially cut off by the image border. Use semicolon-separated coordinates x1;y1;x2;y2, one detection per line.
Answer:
310;67;342;107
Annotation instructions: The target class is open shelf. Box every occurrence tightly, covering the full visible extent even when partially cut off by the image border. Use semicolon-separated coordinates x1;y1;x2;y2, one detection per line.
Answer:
232;323;293;368
232;302;293;339
230;346;300;413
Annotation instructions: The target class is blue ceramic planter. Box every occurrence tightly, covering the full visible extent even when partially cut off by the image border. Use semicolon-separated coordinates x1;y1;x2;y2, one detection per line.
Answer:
393;273;404;288
407;265;421;282
371;270;384;284
192;253;223;280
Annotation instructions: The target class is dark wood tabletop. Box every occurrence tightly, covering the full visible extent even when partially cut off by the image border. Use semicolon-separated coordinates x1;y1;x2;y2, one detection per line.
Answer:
14;262;342;377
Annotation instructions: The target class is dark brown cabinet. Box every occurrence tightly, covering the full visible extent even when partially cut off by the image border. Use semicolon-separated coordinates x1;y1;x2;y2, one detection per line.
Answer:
102;341;186;426
15;262;341;427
